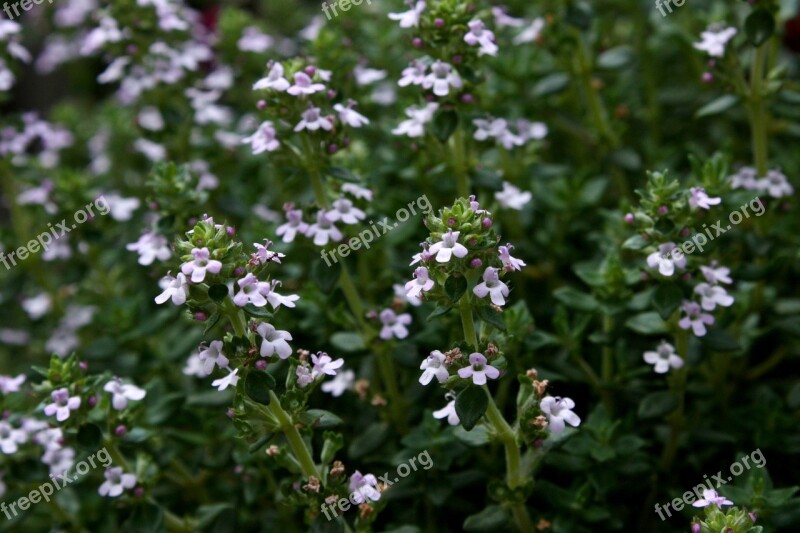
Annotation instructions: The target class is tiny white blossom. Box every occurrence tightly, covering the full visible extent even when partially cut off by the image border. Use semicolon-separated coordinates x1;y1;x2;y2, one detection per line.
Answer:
540;396;581;433
388;1;425;28
98;467;137;498
643;341;684;374
103;378;146;410
495;181;532;210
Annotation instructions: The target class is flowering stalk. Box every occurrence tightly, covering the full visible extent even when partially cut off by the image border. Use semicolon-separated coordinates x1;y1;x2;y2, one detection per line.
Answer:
266;391;320;479
748;42;770;178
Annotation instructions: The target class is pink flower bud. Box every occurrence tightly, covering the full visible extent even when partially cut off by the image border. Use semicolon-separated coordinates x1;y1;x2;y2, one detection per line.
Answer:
257;100;267;110
412;37;423;48
115;425;127;437
327;90;337;100
194;312;208;322
434;18;444;27
691;524;701;533
681;227;691;237
624;213;634;224
328;144;338;154
88;395;98;407
226;226;236;237
461;93;474;104
304;66;316;77
226;408;235;418
447;217;457;226
452;55;463;64
658;205;669;215
702;72;714;84
134;487;145;498
470;258;482;269
79;361;89;371
482;217;492;229
255;360;267;370
233;266;245;277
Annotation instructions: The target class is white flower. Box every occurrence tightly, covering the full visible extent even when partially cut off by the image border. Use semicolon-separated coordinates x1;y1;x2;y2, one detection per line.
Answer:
305;210;343;246
492;7;525;28
691;489;733;508
237;26;273;53
499;244;526;271
433;395;460;425
379;308;412;340
233;273;269;308
333;102;369;128
257;323;293;359
98;467;137;498
422;61;462;97
514;17;545;44
643;341;684;374
98;56;130;83
694;26;737;58
646;243;687;277
464;20;498;56
155;273;189;305
43;388;81;422
137;106;164;131
429;229;468;263
103;193;141;221
540;396;581;433
321;369;355;397
388;1;425;28
419;350;449;385
263;280;300;309
252;240;285;265
21;293;52;320
252;62;289;91
242;121;280;154
700;264;732;285
495;181;532;210
0;374;25;394
294;107;333;132
127;233;172;266
689;187;721;210
326;198;366;225
0;421;26;454
678;301;715;337
473;267;510;306
198;341;230;374
694;283;734;311
516;119;548;142
296;365;314;388
133;138;166;161
103;378;146;410
353;65;387;86
398;60;427;87
181;247;222;283
349;471;381;504
276;209;309;243
405;266;435;298
757;169;793;198
729;167;759;190
211;368;240;391
287;72;325;96
183;354;209;377
392;103;439;138
457;352;500;385
42;446;74;477
342;183;373;201
311;352;344;376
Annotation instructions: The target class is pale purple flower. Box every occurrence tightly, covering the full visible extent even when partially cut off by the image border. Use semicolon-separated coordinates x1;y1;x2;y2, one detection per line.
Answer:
253;62;289;91
21;293;51;320
311;352;344;376
294;106;333;132
429;229;468;263
0;421;26;454
388;1;425;28
433;394;459;425
379;308;412;340
252;240;285;265
133;138;166;161
306;210;343;246
694;283;734;311
242;121;280;154
495;181;532;210
457;352;500;385
422;60;462;97
137;106;164;131
183;354;209;377
757;170;793;198
326;198;366;225
42;446;74;477
43;388;81;422
692;489;733;508
333;102;369;128
419;350;449;385
126;233;171;266
237;26;273;52
0;374;25;394
694;27;737;57
353;65;387;86
98;467;137;498
729;167;759;190
700;264;732;285
257;323;293;359
392;103;439;137
398;60;427;87
103;193;141;221
464;20;498;56
473;117;524;149
211;368;240;391
643;341;684;374
394;283;422;306
646;243;687;277
263;280;300;309
689;187;721;210
492;7;525;28
349;471;381;503
516;119;548;142
296;365;314;388
181;247;222;283
103;378;146;410
405;267;435;298
499;244;526;271
233;273;269;307
276;209;309;243
321;369;355;396
81;17;124;55
342;183;373;201
540;396;581;433
198;341;230;374
678;301;715;337
155;273;189;305
514;17;545;44
473;267;510;306
287;72;325;96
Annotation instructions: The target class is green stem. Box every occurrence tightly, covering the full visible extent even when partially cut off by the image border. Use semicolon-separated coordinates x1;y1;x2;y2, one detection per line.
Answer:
749;43;770;178
452;127;470;198
660;331;688;470
223;298;248;338
267;391;320;479
601;315;614;384
375;348;408;432
459;297;479;349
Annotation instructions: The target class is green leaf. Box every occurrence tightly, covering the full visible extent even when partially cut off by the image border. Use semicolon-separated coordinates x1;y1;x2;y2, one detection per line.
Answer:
208;284;229;302
651;283;683;320
700;328;741;352
444;275;467;302
428;305;452;321
76;424;103;449
312;258;341;294
330;332;365;353
638;391;679;419
432;110;459;143
326;166;359;183
196;504;235;530
554;286;598;312
625;312;668;335
452;425;491;447
456;386;488;431
242;304;273;319
476;305;506;331
245;372;275;405
596;46;634;70
348;422;389;458
622;235;648;250
533;73;569;97
463;505;509;531
299;409;343;428
123;503;163;533
745;9;775;47
695;95;739;118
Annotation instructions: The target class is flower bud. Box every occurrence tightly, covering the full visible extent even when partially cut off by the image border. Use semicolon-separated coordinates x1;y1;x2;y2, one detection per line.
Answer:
88;395;98;407
194;311;208;322
115;425;127;437
327;89;337;100
257;100;267;110
624;213;634;224
134;487;145;498
328;144;338;154
691;524;701;533
304;66;316;77
255;360;267;370
481;217;492;229
452;55;463;64
226;408;235;418
702;72;714;84
233;266;245;277
461;93;474;104
79;361;89;371
447;217;457;226
657;205;669;215
469;258;482;269
434;18;444;27
412;37;423;48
